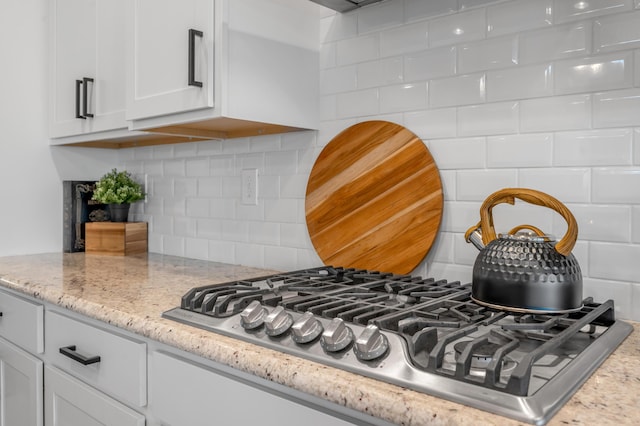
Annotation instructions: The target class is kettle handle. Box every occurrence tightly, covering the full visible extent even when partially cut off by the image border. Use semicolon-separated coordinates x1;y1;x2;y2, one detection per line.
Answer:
508;224;546;236
475;188;578;257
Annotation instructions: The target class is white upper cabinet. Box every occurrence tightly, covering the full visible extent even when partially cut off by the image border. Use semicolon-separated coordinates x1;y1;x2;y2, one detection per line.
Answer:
126;0;214;120
126;0;320;140
49;0;133;143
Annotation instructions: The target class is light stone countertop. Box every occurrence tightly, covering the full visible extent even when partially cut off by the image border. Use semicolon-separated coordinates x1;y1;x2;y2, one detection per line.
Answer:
0;252;638;426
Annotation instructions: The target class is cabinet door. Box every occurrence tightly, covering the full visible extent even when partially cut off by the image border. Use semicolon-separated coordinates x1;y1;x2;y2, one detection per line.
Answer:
50;0;128;138
150;351;354;426
0;337;43;426
126;0;214;120
44;366;145;426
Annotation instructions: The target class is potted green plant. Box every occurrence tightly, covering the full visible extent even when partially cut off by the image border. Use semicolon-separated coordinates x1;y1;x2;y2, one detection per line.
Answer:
92;169;145;222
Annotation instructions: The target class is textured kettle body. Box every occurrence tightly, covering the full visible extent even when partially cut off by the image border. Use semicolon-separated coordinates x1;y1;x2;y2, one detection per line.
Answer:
471;236;583;313
465;188;584;314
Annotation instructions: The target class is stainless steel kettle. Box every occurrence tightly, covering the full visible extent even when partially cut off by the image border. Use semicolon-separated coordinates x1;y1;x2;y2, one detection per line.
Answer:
464;188;583;314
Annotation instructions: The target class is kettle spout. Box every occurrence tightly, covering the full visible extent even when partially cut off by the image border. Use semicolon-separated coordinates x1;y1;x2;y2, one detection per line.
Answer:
464;226;485;251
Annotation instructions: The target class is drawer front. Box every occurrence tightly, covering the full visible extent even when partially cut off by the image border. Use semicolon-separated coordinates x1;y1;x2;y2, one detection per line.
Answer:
45;310;146;407
45;366;144;426
0;287;44;354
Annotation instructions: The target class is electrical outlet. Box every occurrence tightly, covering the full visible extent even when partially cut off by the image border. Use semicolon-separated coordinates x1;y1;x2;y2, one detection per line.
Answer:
241;169;258;205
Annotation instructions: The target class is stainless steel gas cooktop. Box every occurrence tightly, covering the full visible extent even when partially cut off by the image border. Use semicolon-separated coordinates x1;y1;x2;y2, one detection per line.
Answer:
162;266;632;425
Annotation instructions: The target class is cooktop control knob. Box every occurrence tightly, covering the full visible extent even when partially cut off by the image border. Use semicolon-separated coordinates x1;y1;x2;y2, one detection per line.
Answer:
264;306;294;337
240;300;268;330
320;318;354;352
354;324;389;361
291;312;324;344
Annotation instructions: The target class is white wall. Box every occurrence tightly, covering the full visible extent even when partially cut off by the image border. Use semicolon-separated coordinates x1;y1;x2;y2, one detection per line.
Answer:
124;0;639;322
0;0;117;256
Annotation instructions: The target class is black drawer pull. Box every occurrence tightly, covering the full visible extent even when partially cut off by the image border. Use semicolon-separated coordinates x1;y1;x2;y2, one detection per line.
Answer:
59;345;101;365
0;312;3;317
75;80;86;119
82;77;94;118
188;28;203;87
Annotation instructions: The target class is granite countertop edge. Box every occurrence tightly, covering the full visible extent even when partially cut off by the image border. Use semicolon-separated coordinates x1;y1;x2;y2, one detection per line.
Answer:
0;252;638;426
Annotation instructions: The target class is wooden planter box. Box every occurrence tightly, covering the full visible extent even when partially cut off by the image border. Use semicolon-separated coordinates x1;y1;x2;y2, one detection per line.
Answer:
85;222;148;256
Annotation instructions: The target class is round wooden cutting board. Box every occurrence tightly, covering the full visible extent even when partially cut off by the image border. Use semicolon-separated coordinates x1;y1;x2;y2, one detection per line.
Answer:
305;121;443;274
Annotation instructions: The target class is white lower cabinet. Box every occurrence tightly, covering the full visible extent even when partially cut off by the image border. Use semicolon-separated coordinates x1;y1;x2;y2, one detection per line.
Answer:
0;337;43;426
44;366;145;426
149;351;354;426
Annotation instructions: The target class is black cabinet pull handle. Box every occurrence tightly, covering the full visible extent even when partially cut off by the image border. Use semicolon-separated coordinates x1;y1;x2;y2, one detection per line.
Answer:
0;312;3;317
75;80;86;119
59;345;101;365
82;77;94;118
188;28;203;87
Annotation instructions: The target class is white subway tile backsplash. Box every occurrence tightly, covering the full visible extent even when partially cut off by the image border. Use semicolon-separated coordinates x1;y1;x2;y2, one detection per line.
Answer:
321;65;357;95
453;236;480;266
357;1;404;34
196;218;221;239
553;128;633;166
441;201;483;232
185;158;210;177
487;133;553;167
237;203;265;221
458;36;518;74
248;221;280;245
196;140;223;156
185;238;208;261
357;58;403;89
281;223;309;249
163;159;185;176
590;241;640;282
265;246;298;271
404;107;457;139
518;168;591;201
336;88;379;118
554;52;633;95
174;217;197;237
633;206;640;243
457;101;519;136
594;10;640;52
554;0;632;24
197;176;222;197
379;20;429;57
430;73;486;107
518;22;591;65
144;160;163;176
186;198;210;218
174;178;197;197
320;94;337;121
487;0;552;37
404;46;456;82
380;83;428;113
429;232;454;264
322;12;357;43
281;174;308;198
153;216;173;234
265;150;297;176
210;199;235;220
221;220;249;242
404;0;457;22
429;8;486;48
569;204;631;242
593;88;640;128
520;94;591;132
153;145;175;160
635;129;640;165
487;63;553;102
456;169;518;200
162;235;185;257
336;34;378;66
265;199;299;223
428;137;486;169
163;198;186;216
583;278;632;318
438;169;457;200
210;155;235;176
592;167;640;203
208;241;235;264
153;177;173;198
